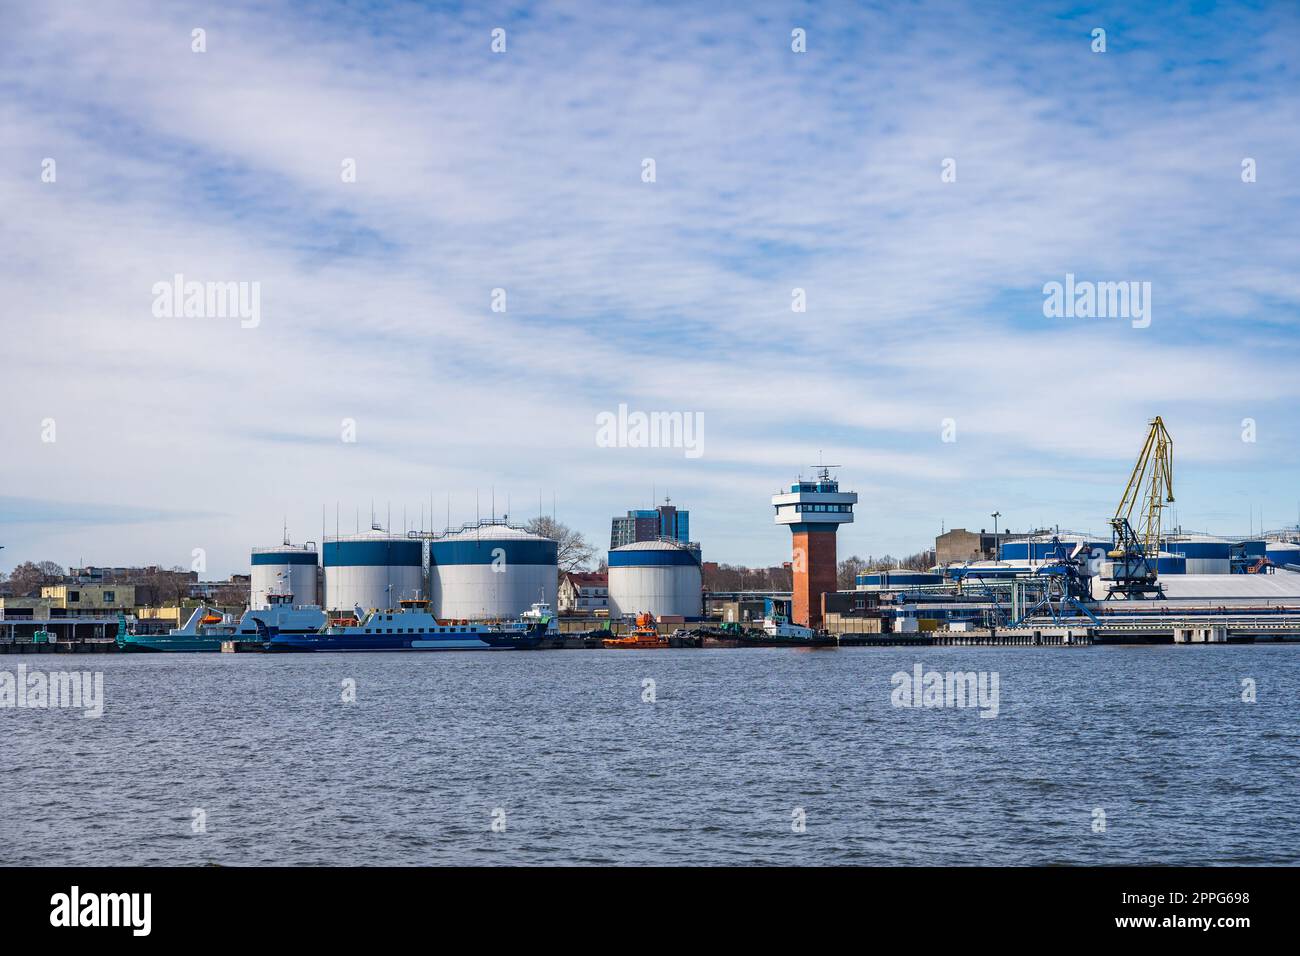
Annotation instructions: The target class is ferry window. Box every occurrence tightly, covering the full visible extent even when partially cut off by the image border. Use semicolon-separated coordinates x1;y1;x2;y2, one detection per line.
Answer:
365;628;371;634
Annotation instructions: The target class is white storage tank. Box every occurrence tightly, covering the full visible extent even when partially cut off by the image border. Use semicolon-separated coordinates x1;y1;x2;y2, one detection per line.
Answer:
607;540;702;619
250;543;319;609
429;522;557;620
323;532;424;612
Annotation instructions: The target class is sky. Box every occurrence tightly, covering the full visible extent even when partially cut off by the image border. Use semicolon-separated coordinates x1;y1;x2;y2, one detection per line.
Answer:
1;0;1298;577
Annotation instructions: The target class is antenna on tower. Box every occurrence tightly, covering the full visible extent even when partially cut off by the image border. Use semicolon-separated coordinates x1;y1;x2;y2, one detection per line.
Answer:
809;460;841;481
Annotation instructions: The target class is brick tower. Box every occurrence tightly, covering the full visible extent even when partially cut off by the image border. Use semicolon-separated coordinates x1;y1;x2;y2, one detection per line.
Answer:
772;467;857;627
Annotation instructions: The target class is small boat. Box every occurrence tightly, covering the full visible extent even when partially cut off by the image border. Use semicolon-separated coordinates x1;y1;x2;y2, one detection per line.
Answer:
521;598;558;633
488;595;559;647
116;592;327;652
668;629;703;648
603;612;670;649
479;628;547;650
744;615;837;648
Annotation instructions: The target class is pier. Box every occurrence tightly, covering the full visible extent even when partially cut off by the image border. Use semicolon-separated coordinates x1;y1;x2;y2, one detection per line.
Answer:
930;627;1092;646
0;639;119;654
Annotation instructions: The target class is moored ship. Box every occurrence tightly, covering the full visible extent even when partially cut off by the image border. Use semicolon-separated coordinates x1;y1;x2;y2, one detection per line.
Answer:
261;598;546;651
603;612;670;649
752;614;837;647
116;592;327;652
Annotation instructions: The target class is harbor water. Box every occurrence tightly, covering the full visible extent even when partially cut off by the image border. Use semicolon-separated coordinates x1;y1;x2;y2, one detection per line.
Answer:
3;646;1298;865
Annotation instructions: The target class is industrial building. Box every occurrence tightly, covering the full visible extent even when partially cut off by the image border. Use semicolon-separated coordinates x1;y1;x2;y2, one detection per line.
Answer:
935;528;1014;566
1266;540;1300;567
934;528;1282;581
1160;533;1234;574
1095;570;1300;606
608;540;702;619
38;583;136;611
856;570;943;590
428;521;557;620
250;542;319;609
610;498;691;550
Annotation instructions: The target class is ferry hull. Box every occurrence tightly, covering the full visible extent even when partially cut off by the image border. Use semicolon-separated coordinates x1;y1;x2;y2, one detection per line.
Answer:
253;601;550;652
267;636;501;652
266;625;546;653
117;634;226;653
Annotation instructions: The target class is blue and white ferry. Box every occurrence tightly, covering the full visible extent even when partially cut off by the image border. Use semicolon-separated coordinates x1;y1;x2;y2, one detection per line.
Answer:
259;598;546;652
118;591;326;652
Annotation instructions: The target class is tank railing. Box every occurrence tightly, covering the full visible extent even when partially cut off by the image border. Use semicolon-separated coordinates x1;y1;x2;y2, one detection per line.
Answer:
405;517;524;540
644;535;701;550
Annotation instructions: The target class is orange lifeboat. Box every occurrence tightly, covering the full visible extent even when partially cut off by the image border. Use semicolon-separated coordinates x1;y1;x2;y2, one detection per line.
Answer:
603;612;669;649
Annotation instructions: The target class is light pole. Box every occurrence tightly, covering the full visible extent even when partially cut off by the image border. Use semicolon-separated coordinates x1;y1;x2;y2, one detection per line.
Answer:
991;512;1002;561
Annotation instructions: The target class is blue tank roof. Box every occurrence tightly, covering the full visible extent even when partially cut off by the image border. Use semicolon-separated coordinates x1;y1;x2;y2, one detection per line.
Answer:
323;538;422;567
429;538;556;566
608;541;701;567
252;550;318;566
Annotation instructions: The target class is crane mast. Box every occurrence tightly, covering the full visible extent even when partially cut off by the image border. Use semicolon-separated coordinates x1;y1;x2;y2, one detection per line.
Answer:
1107;416;1174;599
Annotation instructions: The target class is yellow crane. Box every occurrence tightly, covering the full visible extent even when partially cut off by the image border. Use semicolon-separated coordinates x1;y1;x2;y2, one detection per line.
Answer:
1107;416;1174;599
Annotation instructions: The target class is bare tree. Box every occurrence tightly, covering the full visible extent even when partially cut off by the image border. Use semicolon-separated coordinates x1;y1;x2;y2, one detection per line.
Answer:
5;561;65;597
898;550;937;571
837;555;867;589
525;516;597;573
213;584;251;607
702;563;793;592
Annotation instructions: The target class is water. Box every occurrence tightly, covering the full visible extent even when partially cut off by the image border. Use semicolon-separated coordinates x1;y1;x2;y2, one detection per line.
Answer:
3;646;1298;865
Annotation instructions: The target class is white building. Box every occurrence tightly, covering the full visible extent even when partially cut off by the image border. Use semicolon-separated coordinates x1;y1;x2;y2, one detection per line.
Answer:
557;572;609;615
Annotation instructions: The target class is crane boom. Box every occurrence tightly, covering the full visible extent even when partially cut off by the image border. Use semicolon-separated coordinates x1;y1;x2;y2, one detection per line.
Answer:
1107;416;1174;599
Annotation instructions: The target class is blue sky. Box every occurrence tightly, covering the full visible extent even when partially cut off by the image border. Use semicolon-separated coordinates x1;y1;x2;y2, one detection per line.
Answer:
1;0;1298;576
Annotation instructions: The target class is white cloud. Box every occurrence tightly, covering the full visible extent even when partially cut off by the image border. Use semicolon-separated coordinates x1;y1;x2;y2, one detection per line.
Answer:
2;1;1298;571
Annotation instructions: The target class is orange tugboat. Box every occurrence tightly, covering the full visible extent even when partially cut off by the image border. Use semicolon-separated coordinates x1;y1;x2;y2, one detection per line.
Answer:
602;612;670;649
